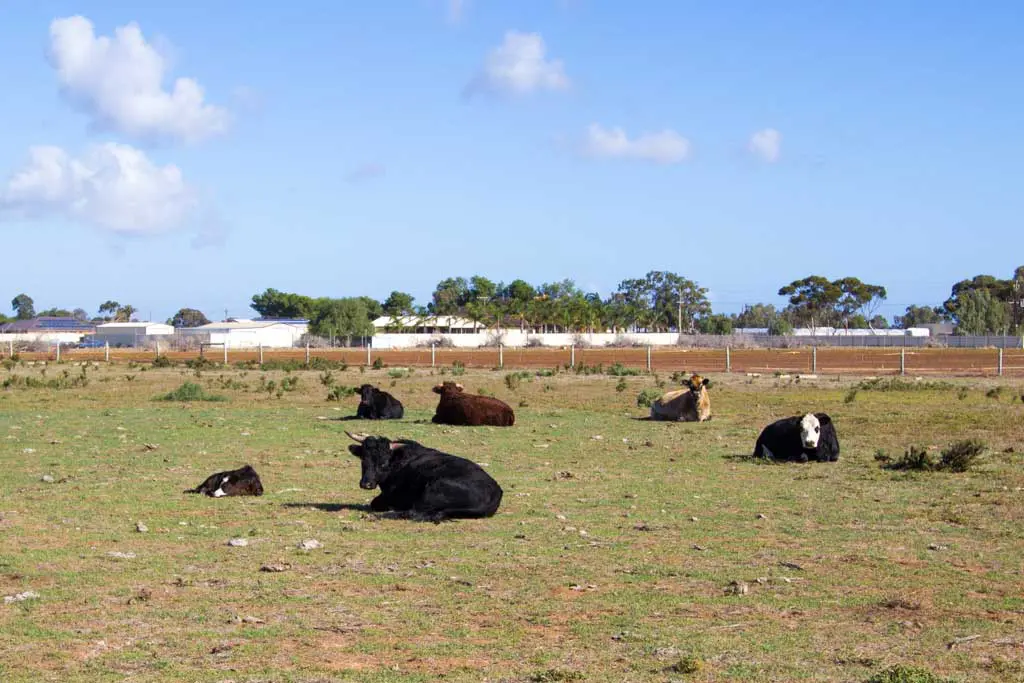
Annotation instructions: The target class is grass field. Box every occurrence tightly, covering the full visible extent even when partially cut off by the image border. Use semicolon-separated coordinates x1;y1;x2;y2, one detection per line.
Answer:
0;360;1022;682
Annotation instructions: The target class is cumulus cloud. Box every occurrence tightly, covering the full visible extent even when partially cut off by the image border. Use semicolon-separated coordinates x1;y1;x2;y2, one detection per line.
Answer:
48;15;229;144
748;128;782;163
582;124;692;164
465;31;569;97
0;143;199;237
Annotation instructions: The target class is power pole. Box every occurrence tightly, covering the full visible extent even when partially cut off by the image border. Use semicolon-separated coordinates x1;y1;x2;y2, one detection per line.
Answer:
677;298;683;333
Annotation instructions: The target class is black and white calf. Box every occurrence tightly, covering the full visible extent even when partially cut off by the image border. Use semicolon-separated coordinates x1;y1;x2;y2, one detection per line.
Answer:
184;465;265;497
753;413;840;463
345;431;503;522
356;384;404;420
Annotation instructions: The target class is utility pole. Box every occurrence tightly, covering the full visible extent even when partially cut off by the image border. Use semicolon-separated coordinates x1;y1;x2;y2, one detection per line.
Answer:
677;298;683;334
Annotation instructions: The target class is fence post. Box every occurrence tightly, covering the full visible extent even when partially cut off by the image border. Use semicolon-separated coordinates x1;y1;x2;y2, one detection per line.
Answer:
998;347;1004;377
56;342;61;363
726;345;731;373
305;342;310;365
155;341;159;357
259;343;263;367
431;344;436;368
8;340;12;357
223;343;228;365
812;346;817;373
900;347;906;376
366;345;371;366
646;346;652;372
499;344;504;369
570;345;575;368
105;342;110;362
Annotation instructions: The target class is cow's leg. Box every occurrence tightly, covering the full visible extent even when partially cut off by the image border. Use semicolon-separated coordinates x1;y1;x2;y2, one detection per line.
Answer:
369;494;390;511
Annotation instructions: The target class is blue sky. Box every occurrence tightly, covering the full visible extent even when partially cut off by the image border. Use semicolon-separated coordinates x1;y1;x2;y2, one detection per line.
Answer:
1;1;1021;322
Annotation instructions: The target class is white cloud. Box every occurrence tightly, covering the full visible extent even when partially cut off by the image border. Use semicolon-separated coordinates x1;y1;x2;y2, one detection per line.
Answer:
48;15;229;144
748;128;782;163
0;143;199;237
582;124;692;164
465;31;569;97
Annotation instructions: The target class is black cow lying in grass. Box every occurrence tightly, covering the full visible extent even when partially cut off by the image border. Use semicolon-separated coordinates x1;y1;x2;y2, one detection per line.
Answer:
345;431;503;522
356;384;404;420
753;413;840;463
184;464;264;497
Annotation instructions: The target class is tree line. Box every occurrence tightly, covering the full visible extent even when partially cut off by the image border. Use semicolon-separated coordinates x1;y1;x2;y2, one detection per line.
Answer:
5;266;1022;338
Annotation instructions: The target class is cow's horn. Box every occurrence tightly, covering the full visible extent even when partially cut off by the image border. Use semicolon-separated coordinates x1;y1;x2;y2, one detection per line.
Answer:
344;431;368;443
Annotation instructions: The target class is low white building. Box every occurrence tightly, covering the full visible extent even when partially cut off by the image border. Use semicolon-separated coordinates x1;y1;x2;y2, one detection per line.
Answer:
372;315;485;334
178;319;308;349
95;322;175;347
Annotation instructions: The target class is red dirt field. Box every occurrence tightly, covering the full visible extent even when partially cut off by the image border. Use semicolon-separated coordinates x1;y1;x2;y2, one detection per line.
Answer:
7;347;1024;377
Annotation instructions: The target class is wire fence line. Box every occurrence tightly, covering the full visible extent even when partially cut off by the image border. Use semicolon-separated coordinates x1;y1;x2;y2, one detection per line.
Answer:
5;345;1024;378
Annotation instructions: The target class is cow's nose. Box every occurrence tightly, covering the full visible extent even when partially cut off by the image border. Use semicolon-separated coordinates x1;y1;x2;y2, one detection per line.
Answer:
360;482;374;490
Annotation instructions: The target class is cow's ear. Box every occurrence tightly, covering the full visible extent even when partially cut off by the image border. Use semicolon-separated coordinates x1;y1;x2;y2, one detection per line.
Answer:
348;444;363;457
682;379;692;389
702;378;710;387
389;441;405;452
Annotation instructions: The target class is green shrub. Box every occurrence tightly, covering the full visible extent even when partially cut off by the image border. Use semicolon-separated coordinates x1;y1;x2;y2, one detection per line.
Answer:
372;357;384;370
327;385;355;401
504;371;533;391
185;356;219;371
615;378;628;392
866;664;955;683
607;362;642;376
151;355;174;368
157;382;226;402
878;439;985;473
636;388;662;408
451;360;466;376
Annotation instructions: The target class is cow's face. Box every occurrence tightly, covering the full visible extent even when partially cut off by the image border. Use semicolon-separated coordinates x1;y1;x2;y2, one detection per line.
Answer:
799;413;821;449
432;382;465;395
682;374;709;396
358;384;376;402
346;432;401;489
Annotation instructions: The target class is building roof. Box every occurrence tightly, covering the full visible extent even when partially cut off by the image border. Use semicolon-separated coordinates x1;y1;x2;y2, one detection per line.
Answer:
96;322;173;329
0;317;95;333
193;320;304;331
372;315;484;329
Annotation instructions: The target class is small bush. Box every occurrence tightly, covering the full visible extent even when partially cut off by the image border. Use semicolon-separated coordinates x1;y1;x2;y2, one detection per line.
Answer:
636;388;662;408
956;387;969;401
387;368;408;379
615;378;628;393
669;371;689;383
607;362;642;377
866;664;955;683
185;357;219;371
528;670;584;683
158;382;226;402
879;439;985;473
319;370;334;387
327;385;355;401
372;357;384;370
451;360;466;376
151;355;174;368
985;386;1006;400
667;655;703;674
535;368;557;377
856;378;954;392
844;388;858;404
505;371;533;391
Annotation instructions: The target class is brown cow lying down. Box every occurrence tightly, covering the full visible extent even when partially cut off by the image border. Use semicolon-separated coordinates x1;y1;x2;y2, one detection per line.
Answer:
431;381;515;427
650;373;712;422
184;465;264;497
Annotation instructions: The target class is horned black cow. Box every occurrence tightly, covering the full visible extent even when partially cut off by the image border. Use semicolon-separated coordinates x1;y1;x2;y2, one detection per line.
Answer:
184;464;265;497
356;384;404;420
753;413;840;463
431;381;515;427
345;431;503;522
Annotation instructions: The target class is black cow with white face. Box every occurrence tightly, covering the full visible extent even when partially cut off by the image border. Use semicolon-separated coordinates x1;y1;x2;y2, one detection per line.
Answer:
345;431;502;522
356;384;404;420
753;412;840;463
185;464;265;497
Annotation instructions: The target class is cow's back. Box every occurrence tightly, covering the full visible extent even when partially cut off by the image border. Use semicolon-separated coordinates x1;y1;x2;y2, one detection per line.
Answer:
650;389;696;421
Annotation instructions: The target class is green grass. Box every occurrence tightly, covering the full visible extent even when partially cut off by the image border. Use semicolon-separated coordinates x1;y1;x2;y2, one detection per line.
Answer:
157;381;227;402
0;365;1021;682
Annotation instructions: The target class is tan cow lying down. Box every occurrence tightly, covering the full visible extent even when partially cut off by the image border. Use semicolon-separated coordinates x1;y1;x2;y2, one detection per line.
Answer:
650;374;711;422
